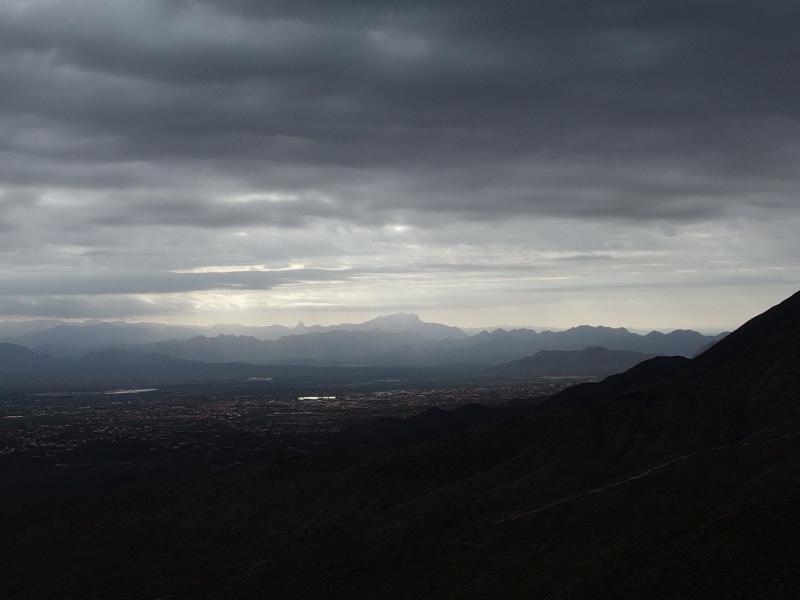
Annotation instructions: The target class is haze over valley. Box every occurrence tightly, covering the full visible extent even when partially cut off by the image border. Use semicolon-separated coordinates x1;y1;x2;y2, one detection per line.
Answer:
0;312;725;393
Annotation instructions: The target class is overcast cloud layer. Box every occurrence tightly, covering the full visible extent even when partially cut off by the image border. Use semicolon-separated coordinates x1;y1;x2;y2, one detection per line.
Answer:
0;0;798;329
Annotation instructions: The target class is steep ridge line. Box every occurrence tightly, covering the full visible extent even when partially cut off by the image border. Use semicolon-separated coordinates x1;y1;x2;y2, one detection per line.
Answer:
494;429;800;525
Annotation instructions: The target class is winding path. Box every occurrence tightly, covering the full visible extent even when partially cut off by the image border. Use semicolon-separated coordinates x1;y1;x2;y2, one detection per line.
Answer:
494;429;800;525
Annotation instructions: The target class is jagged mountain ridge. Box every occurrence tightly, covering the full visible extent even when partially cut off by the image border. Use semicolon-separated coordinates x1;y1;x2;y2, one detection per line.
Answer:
1;313;467;356
138;325;720;366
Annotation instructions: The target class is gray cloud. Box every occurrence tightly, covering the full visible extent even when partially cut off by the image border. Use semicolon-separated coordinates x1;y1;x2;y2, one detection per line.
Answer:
0;295;190;319
0;268;355;296
0;1;798;325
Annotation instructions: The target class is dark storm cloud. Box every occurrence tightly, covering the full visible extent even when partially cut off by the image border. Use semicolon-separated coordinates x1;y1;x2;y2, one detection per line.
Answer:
1;0;799;227
83;196;349;229
0;263;549;298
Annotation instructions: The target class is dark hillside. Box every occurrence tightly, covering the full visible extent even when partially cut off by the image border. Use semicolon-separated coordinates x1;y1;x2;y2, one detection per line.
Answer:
4;290;800;599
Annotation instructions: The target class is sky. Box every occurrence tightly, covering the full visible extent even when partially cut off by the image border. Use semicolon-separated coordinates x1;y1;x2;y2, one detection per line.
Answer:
0;0;798;331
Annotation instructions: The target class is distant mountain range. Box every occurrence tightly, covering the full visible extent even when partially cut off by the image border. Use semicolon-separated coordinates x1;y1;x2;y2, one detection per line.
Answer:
0;314;725;369
491;346;653;378
140;324;722;368
0;313;466;356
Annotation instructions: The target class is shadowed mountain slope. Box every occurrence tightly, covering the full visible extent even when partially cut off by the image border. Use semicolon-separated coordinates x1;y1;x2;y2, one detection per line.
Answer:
490;346;652;377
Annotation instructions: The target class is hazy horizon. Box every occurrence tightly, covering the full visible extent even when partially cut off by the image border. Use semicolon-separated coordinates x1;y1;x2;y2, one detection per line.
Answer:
0;308;737;336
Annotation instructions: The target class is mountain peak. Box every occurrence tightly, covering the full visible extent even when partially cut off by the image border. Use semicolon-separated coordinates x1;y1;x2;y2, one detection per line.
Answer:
369;312;422;323
0;342;37;359
691;288;800;371
353;312;465;341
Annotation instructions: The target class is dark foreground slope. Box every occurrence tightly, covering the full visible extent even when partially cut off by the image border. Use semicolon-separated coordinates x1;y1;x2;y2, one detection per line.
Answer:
4;291;800;599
